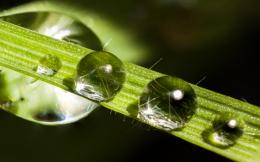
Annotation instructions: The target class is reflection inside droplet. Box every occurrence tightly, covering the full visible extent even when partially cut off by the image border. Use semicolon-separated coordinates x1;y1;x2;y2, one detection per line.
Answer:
35;110;65;122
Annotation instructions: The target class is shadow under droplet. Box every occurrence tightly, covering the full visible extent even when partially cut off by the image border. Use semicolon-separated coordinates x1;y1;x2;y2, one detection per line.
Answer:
63;77;75;91
126;101;139;118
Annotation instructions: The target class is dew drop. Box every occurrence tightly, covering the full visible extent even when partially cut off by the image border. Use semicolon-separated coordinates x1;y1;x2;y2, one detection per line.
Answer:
36;54;61;76
202;115;243;148
0;74;99;125
31;86;99;125
138;76;197;131
74;51;126;102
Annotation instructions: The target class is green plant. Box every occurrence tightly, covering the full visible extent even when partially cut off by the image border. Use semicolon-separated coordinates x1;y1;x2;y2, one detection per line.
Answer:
0;1;260;162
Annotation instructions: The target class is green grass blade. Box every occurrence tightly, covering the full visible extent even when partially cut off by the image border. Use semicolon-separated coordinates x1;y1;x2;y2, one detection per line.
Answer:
1;19;260;162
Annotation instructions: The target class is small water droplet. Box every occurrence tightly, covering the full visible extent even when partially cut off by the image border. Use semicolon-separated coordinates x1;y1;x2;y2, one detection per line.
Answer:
36;54;61;76
138;76;197;131
74;51;126;102
202;115;243;148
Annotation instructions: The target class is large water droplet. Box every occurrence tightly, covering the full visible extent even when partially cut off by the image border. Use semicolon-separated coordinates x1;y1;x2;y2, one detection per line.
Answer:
202;115;243;148
138;76;197;131
0;12;102;125
36;54;61;76
75;51;126;102
0;12;102;50
1;70;99;125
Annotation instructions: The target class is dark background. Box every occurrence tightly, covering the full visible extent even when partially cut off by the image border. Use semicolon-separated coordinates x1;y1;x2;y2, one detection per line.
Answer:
1;0;260;162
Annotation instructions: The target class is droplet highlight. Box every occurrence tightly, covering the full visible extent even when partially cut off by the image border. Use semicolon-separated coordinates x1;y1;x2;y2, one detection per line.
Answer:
75;51;126;102
138;76;197;131
202;115;243;148
36;54;61;76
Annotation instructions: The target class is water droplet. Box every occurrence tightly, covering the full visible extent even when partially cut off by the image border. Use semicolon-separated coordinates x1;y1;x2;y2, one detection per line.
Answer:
75;51;126;102
36;54;61;76
202;115;243;148
1;73;99;125
138;76;197;131
31;86;98;125
0;12;102;50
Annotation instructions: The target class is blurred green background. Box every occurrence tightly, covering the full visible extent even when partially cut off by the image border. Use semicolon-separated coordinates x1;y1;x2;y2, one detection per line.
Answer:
1;0;260;161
